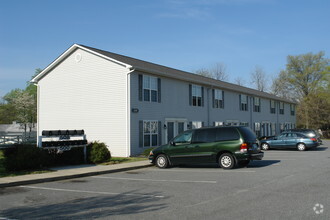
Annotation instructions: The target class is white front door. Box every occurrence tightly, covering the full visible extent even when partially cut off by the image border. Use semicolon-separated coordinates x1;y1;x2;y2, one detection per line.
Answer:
165;118;188;143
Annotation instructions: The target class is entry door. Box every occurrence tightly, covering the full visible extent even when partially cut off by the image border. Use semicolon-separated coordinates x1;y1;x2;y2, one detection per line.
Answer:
165;119;187;143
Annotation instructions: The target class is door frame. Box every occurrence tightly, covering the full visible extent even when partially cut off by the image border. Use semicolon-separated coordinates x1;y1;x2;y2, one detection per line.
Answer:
164;118;188;144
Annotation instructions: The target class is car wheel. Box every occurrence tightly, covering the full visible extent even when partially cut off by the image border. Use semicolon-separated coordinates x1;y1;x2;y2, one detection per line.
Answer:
155;154;169;168
261;143;270;151
238;160;250;167
219;153;235;169
297;143;306;151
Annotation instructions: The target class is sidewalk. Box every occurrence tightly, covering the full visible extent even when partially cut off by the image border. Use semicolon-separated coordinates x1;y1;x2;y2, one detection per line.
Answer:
0;160;152;188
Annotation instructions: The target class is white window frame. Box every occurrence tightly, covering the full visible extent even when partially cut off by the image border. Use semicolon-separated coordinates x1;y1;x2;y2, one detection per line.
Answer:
192;121;202;129
254;97;260;112
143;75;158;102
214;121;223;127
279;102;284;114
240;94;248;111
214;89;224;108
143;120;158;147
192;85;202;106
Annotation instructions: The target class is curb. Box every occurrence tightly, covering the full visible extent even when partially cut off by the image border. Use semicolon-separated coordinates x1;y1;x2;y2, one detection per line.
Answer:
0;164;153;188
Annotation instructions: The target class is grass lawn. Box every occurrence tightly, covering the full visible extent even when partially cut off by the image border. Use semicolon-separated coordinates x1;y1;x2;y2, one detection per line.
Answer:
0;150;147;178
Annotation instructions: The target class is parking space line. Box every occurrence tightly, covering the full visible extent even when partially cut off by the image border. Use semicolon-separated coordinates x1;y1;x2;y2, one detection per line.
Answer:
148;169;256;173
92;176;217;183
19;185;165;198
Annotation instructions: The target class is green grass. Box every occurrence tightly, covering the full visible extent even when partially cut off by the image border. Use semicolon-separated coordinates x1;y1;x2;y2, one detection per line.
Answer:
101;157;147;165
0;150;147;178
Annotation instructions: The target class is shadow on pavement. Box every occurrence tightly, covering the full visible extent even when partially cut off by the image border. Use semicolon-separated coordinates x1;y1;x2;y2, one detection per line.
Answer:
0;189;167;219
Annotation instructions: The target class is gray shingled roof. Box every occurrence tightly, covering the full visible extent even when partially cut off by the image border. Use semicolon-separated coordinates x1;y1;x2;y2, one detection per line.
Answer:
80;44;294;104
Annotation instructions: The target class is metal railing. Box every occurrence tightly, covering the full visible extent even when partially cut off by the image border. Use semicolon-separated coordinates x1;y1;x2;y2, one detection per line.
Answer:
0;132;37;148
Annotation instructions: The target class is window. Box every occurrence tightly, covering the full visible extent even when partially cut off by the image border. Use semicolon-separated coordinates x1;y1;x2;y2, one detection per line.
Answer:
271;123;276;136
173;130;192;145
279;102;284;114
192;121;203;129
143;121;158;147
240;94;248;111
254;122;261;137
253;97;260;112
226;120;239;126
139;75;161;103
290;104;295;116
270;100;276;114
216;127;240;141
240;122;249;127
192;129;216;143
213;89;224;108
214;121;223;127
190;85;203;106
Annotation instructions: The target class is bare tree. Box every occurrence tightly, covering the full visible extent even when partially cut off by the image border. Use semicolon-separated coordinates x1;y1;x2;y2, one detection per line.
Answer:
250;66;267;92
233;77;246;86
195;62;229;82
211;62;229;81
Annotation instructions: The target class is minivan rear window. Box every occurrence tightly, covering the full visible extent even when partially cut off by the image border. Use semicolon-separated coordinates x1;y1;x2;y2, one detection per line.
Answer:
216;127;240;141
238;127;257;140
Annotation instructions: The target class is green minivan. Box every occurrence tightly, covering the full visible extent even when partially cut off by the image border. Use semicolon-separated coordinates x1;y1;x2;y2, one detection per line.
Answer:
149;126;264;169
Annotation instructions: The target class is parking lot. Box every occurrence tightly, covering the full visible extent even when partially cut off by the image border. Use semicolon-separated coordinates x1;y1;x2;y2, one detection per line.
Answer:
0;141;329;219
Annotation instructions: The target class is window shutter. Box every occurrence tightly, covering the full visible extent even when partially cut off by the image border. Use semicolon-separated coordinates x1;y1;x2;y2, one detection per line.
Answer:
158;78;161;103
212;89;215;108
189;121;192;129
138;75;143;101
239;94;241;111
202;121;205;127
158;121;162;146
246;96;249;111
222;90;225;108
139;120;143;148
201;87;204;107
189;84;192;106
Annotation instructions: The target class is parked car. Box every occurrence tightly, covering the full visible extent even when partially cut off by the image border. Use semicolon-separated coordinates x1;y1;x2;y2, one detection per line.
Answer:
149;126;264;169
285;129;322;145
260;131;319;151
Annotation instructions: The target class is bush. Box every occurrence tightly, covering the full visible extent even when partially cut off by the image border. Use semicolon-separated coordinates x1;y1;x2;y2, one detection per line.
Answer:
142;147;155;157
3;144;49;171
47;147;85;166
88;141;111;164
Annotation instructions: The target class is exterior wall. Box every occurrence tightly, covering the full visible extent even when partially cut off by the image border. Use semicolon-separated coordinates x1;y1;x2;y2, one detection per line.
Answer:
37;48;129;157
130;71;296;155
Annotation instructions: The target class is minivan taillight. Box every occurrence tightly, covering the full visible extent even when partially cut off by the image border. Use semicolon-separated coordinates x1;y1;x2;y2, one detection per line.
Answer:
310;138;317;142
240;143;248;152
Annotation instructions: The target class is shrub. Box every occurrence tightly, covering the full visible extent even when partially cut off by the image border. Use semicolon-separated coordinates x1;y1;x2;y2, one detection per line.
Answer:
88;141;111;164
3;144;49;171
142;147;155;157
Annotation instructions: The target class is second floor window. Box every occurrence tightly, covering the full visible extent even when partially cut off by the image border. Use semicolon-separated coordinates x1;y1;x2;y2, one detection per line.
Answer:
240;94;248;111
254;97;260;112
270;100;276;114
290;104;295;116
139;75;161;103
189;84;204;107
213;89;224;108
279;102;284;114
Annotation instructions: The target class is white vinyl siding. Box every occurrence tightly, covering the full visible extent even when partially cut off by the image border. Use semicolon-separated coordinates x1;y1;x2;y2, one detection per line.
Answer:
38;48;129;156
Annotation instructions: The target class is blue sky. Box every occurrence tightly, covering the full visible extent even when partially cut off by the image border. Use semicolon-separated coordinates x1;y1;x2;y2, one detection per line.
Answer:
0;0;329;98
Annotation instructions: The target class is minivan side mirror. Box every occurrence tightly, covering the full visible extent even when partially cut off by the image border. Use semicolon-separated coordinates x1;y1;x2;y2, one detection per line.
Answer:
170;141;176;146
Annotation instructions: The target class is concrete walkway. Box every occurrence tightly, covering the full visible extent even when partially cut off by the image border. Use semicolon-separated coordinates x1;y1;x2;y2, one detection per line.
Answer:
0;160;152;188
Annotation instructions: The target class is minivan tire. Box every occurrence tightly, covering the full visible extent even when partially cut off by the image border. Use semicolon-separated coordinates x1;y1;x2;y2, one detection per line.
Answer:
155;154;169;168
219;153;235;169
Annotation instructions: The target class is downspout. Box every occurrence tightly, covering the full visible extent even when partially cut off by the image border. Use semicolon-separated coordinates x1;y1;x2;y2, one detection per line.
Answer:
126;67;135;157
32;82;41;147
